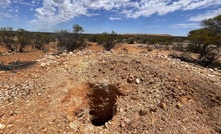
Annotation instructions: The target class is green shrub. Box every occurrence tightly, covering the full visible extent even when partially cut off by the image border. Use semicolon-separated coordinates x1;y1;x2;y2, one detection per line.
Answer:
186;43;199;53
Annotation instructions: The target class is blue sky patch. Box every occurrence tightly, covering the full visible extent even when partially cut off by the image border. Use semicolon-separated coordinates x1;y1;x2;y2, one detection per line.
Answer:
0;0;221;36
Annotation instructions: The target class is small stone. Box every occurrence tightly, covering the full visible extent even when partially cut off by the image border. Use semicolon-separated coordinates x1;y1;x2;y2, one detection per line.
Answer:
0;123;5;129
173;78;178;82
131;96;138;100
66;115;73;121
109;65;115;70
135;78;140;84
124;118;131;124
159;103;167;109
139;109;148;115
149;107;157;112
118;84;130;96
161;117;166;121
48;122;53;125
69;52;74;55
196;108;204;114
61;52;68;57
143;130;149;133
127;77;134;83
208;74;214;77
69;122;76;129
176;103;183;109
40;63;46;67
37;93;42;96
131;122;138;128
110;49;115;53
120;121;126;127
149;79;154;84
180;96;188;104
75;109;84;118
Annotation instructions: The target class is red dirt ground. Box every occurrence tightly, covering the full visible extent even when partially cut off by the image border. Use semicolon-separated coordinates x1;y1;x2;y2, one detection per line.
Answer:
0;43;221;133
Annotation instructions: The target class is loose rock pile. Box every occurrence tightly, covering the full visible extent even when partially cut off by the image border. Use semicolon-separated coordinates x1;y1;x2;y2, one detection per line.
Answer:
0;49;221;133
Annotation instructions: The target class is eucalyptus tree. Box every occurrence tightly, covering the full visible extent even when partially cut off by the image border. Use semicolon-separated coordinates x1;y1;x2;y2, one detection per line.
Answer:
188;14;221;66
0;27;16;52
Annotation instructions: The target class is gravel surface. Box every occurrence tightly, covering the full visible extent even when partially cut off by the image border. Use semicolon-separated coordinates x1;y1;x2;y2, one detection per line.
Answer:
0;50;221;133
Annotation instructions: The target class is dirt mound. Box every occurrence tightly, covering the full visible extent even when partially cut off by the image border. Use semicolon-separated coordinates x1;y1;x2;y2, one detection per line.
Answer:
0;50;221;133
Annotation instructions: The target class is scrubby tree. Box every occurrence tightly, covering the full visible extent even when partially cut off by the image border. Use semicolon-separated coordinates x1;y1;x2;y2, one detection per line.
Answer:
73;24;84;34
188;14;221;66
72;24;85;50
31;32;50;50
16;28;31;52
127;36;136;44
202;14;221;33
56;30;72;52
97;31;118;51
0;27;16;52
56;24;85;52
88;34;99;42
172;38;185;51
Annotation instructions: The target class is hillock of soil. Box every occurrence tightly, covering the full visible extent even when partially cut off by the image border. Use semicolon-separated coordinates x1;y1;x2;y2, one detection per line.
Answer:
0;49;221;133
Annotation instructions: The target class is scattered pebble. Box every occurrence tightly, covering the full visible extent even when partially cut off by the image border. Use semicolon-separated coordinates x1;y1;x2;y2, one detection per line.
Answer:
69;122;76;129
135;78;140;84
0;123;5;129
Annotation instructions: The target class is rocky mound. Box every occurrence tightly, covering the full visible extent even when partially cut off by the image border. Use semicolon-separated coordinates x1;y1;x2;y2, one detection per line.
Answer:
0;50;221;133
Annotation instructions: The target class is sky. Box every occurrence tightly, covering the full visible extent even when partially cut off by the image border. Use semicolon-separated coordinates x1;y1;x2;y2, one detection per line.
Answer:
0;0;221;36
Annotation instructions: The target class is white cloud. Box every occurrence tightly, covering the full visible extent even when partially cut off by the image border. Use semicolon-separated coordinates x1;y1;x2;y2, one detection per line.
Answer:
145;25;162;28
18;1;36;6
30;0;88;27
109;17;122;20
0;0;11;8
118;0;221;18
189;8;221;21
30;0;221;28
13;0;42;7
0;12;13;18
183;0;218;10
0;0;12;19
170;23;201;28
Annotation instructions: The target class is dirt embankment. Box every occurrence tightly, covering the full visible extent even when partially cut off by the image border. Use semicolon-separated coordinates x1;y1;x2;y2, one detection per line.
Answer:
0;48;221;133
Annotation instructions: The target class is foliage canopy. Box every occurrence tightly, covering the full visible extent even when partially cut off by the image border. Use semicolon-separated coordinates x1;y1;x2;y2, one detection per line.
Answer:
188;14;221;66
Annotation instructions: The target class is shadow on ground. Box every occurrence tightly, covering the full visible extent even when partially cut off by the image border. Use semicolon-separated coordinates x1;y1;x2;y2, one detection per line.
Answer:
0;61;37;71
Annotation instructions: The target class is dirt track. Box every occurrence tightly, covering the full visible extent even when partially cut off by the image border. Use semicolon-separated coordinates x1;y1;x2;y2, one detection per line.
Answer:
0;48;221;133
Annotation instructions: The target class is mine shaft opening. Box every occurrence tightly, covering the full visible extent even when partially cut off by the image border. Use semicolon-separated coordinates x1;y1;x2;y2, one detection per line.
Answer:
88;84;121;126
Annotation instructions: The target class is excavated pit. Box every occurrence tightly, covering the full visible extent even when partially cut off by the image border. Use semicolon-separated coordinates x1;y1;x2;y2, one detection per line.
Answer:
88;83;121;126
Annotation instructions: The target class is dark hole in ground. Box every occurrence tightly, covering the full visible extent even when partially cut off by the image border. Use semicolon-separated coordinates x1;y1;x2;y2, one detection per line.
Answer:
88;83;121;126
